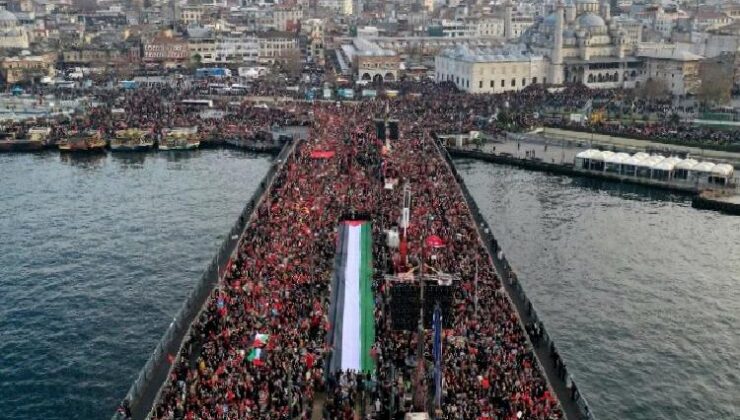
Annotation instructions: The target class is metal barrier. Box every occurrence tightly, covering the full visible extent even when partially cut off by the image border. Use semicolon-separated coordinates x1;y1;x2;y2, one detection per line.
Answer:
113;140;296;420
433;133;596;420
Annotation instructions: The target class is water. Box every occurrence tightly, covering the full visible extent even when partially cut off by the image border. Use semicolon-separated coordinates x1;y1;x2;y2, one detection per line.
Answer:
0;150;272;419
456;159;740;420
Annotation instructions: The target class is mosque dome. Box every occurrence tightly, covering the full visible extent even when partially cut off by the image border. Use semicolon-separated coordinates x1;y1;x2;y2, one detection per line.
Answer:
0;9;18;28
577;13;606;28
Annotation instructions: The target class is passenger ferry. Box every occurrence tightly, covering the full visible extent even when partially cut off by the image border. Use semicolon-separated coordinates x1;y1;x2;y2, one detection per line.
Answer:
110;129;154;152
574;149;736;191
0;126;46;152
159;127;200;151
58;130;106;152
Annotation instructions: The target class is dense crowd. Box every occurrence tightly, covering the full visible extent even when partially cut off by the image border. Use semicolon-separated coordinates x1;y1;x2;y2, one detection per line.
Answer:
147;97;562;420
4;77;740;148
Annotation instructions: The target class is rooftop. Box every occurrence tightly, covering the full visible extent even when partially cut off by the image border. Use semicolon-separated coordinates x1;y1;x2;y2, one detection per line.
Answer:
636;46;703;61
439;45;542;63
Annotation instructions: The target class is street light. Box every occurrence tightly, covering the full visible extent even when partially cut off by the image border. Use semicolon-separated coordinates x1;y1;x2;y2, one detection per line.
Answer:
414;213;434;412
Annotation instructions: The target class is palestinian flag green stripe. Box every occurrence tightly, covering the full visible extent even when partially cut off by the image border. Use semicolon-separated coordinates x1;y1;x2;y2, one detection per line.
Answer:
359;222;375;372
336;220;375;372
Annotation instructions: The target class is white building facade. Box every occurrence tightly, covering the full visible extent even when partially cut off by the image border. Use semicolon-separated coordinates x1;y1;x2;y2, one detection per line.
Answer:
435;46;548;93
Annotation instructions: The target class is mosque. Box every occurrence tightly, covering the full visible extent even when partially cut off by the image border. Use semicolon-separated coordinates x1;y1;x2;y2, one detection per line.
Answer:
523;0;644;88
0;5;29;50
436;0;648;93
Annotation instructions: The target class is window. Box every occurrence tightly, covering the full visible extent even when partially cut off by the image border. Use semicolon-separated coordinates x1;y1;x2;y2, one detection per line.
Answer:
532;77;538;84
490;80;494;87
522;78;526;86
500;80;504;87
479;80;483;88
511;79;515;87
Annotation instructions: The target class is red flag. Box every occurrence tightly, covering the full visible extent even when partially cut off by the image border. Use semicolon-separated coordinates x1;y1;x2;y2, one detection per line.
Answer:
305;353;315;369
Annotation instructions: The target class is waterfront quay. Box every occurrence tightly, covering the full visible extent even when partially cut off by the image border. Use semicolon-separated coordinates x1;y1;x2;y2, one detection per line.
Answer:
119;102;593;419
445;132;740;214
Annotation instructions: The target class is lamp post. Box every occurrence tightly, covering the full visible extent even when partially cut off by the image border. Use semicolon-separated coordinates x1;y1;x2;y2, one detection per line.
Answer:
414;214;434;412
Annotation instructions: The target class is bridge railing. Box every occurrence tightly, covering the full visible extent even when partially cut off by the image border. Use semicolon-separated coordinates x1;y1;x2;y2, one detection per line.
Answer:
433;133;596;420
113;140;296;420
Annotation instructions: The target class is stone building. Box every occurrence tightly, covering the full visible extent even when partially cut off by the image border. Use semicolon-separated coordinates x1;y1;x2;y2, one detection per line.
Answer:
342;38;400;82
0;6;28;50
435;46;548;93
1;52;56;83
636;46;702;96
520;0;643;88
143;32;189;67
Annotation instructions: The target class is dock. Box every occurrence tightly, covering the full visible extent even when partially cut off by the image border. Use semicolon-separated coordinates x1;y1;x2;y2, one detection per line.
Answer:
447;147;704;193
692;191;740;214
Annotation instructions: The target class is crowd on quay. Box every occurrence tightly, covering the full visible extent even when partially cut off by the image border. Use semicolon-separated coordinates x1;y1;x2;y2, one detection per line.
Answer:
4;76;740;149
144;96;562;420
2;86;306;143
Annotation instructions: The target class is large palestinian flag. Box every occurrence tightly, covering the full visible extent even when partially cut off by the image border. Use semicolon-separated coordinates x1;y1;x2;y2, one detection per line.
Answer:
329;220;375;373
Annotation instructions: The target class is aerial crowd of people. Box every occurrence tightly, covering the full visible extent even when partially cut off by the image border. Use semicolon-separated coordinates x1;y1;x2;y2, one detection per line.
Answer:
145;94;563;420
3;77;740;150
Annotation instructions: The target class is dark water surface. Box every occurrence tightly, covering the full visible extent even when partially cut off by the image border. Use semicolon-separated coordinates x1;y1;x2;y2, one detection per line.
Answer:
2;150;738;420
456;159;740;420
0;150;272;419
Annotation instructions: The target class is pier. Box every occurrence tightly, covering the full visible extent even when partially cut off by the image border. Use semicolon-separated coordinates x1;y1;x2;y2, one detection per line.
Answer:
692;191;740;215
118;104;593;419
444;133;740;214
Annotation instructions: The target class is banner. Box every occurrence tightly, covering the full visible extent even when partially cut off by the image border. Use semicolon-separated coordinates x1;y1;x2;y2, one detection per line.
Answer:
433;305;442;409
329;221;375;372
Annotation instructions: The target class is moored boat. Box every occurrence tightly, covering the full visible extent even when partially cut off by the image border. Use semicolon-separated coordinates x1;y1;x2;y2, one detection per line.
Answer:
0;125;46;152
58;130;106;152
110;129;154;152
159;127;200;151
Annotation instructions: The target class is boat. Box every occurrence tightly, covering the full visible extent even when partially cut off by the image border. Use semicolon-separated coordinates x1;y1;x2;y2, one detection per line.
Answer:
0;127;46;152
58;130;106;152
110;129;154;152
159;127;200;151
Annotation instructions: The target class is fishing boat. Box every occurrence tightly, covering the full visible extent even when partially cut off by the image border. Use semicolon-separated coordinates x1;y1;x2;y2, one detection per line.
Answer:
58;130;106;152
159;127;200;151
0;126;46;152
110;129;154;152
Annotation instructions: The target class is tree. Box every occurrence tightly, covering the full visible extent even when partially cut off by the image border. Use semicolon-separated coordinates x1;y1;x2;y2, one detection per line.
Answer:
496;109;513;127
669;112;681;125
472;134;484;150
636;78;669;99
278;48;303;81
697;58;732;106
189;53;202;70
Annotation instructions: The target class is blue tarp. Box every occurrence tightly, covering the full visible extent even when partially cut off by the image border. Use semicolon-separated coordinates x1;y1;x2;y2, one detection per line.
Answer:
337;88;355;99
196;68;231;78
119;80;137;90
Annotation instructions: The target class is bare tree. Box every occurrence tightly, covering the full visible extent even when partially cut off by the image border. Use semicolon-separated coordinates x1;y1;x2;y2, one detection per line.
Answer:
636;78;669;99
278;48;303;80
698;58;732;106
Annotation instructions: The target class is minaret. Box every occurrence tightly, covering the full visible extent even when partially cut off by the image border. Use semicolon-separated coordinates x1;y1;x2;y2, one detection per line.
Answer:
550;0;565;85
504;0;513;39
600;0;611;22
